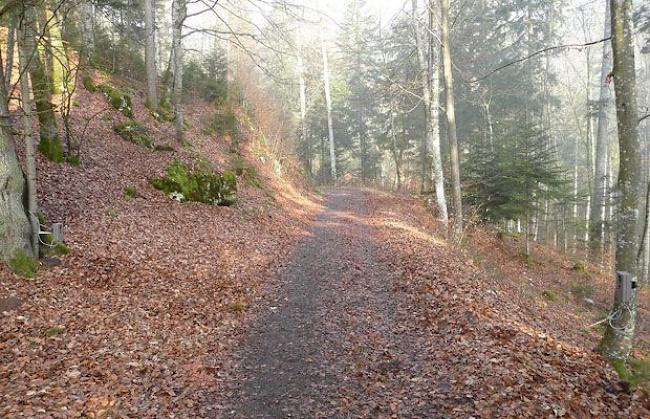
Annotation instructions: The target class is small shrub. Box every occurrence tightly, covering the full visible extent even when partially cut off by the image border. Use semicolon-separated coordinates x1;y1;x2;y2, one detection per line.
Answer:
44;242;70;257
38;136;65;162
211;107;239;140
7;249;39;278
114;120;153;149
573;260;587;273
46;326;65;336
82;75;97;92
124;185;136;200
106;207;118;218
99;84;133;117
231;156;262;188
150;159;238;206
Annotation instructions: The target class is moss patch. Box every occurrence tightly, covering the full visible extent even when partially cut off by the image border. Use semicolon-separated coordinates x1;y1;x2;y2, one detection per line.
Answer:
114;120;154;149
82;75;97;92
124;185;136;200
7;249;39;278
38;136;65;163
45;326;65;337
99;84;133;117
154;145;176;152
610;357;650;392
150;159;238;206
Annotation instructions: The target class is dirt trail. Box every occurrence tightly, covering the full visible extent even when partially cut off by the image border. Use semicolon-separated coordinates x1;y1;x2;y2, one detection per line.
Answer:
221;189;438;417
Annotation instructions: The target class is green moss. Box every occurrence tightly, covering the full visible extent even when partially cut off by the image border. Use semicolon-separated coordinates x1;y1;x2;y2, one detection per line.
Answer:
48;242;70;256
100;113;112;121
99;84;133;117
106;207;118;218
149;159;238;206
66;154;81;166
38;136;65;163
542;289;558;302
45;326;65;336
114;120;154;149
7;249;39;278
124;185;136;200
82;75;97;93
609;357;650;391
225;303;245;313
154;145;176;152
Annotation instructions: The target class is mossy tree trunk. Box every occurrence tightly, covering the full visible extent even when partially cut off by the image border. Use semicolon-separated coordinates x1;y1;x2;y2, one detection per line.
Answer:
0;43;33;262
599;0;643;361
23;1;62;159
43;1;69;95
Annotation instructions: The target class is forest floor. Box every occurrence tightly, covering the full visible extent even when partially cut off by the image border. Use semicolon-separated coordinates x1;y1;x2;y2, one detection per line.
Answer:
2;71;650;417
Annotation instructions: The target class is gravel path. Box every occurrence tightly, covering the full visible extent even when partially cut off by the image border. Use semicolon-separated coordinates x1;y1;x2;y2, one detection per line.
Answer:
222;189;441;418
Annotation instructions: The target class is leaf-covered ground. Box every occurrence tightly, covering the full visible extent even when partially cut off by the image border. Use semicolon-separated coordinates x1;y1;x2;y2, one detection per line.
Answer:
216;188;649;418
2;73;649;417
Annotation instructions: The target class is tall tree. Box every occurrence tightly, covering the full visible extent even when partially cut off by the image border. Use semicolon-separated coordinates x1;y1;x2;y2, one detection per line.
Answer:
440;0;463;241
320;26;337;181
599;0;643;361
589;0;613;260
412;0;448;225
145;0;158;110
172;0;186;143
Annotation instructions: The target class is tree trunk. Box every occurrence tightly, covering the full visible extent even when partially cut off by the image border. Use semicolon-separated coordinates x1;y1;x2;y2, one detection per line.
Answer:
18;24;40;257
320;30;336;181
44;3;68;95
0;46;32;262
4;12;17;91
172;0;186;143
297;37;310;176
599;0;643;361
589;0;612;260
145;0;158;110
79;0;94;67
440;0;463;242
412;0;448;225
23;3;61;154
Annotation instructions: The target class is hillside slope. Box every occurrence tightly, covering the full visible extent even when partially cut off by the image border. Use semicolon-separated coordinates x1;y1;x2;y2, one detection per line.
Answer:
0;74;321;417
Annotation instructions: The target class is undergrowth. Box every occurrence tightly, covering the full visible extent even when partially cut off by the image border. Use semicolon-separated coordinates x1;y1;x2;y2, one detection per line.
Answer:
8;250;39;278
150;158;237;206
114;120;154;148
99;84;133;117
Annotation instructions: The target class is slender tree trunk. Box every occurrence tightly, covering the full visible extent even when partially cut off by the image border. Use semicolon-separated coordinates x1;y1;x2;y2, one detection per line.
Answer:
145;0;158;110
4;13;17;91
172;0;186;143
79;0;94;67
297;46;310;176
23;3;61;154
440;0;462;242
320;30;336;181
413;0;448;225
590;0;612;260
44;3;68;94
19;25;40;257
599;0;643;361
572;134;579;253
0;41;32;262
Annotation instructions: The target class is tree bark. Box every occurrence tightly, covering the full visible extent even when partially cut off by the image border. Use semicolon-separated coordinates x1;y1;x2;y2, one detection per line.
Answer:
0;42;32;262
145;0;158;110
599;0;643;361
589;0;612;260
4;12;17;91
79;0;93;67
296;35;310;176
172;0;186;143
18;23;40;257
412;0;448;225
440;0;463;242
320;29;337;181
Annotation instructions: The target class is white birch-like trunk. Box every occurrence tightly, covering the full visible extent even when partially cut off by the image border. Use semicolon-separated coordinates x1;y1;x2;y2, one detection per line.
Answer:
440;0;463;242
297;36;310;175
589;0;612;258
412;0;448;225
320;30;336;181
145;0;158;110
172;0;186;143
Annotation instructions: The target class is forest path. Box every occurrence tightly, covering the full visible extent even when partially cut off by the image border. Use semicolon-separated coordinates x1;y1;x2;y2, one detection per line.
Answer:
221;188;440;418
